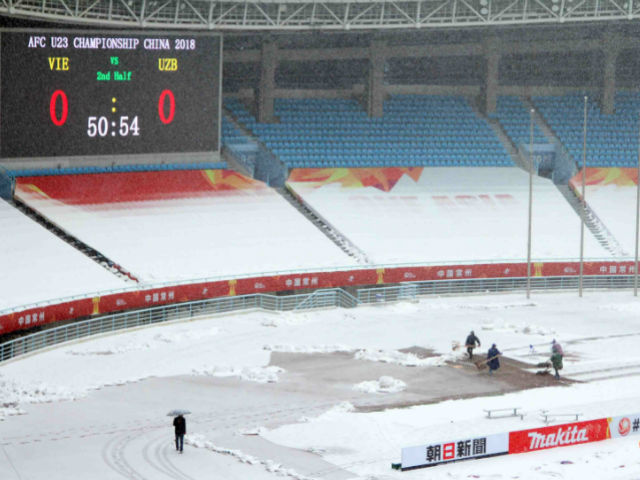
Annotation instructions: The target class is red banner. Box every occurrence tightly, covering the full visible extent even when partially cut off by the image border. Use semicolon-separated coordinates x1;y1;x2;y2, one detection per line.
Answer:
509;419;610;454
1;260;638;336
15;170;267;206
288;167;424;193
570;167;639;191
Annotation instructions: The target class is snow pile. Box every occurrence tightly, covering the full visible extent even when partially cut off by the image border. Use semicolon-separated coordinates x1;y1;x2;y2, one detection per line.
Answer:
192;365;285;383
354;376;407;394
261;318;283;327
152;327;219;343
520;324;556;336
386;301;422;314
328;401;355;414
66;326;220;356
597;303;640;313
481;320;555;336
354;348;447;367
0;374;81;406
239;426;268;436
458;301;537;311
263;344;353;354
66;343;153;356
261;312;313;327
0;404;25;421
0;377;27;419
186;434;317;480
239;366;284;383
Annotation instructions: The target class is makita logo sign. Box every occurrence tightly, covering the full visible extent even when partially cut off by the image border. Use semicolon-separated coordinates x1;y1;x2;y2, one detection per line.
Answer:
509;419;609;454
528;426;589;449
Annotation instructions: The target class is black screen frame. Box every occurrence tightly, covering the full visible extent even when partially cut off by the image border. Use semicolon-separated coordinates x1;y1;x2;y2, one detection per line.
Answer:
0;28;223;165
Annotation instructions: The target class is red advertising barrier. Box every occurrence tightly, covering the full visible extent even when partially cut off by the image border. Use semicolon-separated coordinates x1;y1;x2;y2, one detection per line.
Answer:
401;414;626;470
0;260;638;336
508;418;610;454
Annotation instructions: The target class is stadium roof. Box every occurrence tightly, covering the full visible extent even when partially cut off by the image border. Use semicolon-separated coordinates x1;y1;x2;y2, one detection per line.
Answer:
0;0;638;31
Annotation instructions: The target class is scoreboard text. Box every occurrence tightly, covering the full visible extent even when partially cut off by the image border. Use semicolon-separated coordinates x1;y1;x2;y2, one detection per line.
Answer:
0;30;221;159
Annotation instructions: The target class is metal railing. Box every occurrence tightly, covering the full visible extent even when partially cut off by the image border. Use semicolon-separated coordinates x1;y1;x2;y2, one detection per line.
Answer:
0;164;14;200
356;275;636;303
0;275;636;363
293;288;359;310
0;289;359;363
0;256;629;316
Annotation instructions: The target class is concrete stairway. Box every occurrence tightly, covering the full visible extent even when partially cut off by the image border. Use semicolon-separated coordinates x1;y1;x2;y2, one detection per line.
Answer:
520;96;578;184
12;198;140;283
556;184;628;257
468;97;529;171
276;186;371;265
223;111;287;187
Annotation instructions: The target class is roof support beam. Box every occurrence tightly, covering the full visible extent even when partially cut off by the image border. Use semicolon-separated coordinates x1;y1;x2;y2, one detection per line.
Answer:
1;0;640;29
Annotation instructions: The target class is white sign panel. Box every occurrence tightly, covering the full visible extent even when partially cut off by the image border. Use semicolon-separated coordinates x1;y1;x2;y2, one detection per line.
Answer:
401;432;509;470
608;413;640;439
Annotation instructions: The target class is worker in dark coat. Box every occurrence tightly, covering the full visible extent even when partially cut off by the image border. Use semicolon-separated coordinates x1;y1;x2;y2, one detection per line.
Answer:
173;414;186;453
487;344;501;375
465;331;481;360
551;339;563;379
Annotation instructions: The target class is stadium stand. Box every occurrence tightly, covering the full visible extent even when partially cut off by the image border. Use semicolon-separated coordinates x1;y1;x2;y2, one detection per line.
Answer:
222;116;257;168
222;116;287;186
533;92;640;167
489;96;548;147
225;96;513;168
0;199;127;310
13;170;356;284
286;166;609;264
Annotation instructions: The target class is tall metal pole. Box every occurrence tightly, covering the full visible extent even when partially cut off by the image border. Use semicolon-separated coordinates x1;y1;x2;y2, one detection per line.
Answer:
635;111;640;296
527;108;534;299
579;96;588;297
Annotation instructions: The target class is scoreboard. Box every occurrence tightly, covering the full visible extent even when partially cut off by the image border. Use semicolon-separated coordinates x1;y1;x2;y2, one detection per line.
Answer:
0;30;221;160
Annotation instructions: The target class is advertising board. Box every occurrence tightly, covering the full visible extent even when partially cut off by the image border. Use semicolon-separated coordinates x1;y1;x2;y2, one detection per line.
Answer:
401;432;509;470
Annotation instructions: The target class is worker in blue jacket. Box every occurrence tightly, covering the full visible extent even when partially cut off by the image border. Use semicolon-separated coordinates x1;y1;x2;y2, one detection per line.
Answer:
487;344;501;375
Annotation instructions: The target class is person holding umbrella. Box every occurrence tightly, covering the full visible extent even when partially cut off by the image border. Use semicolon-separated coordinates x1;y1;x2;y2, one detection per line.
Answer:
168;409;190;453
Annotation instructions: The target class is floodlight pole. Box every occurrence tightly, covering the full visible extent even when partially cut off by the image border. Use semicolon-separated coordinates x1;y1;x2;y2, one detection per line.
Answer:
527;108;534;299
579;96;587;297
635;111;640;296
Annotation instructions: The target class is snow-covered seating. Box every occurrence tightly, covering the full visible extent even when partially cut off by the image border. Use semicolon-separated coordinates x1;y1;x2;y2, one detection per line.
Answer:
0;199;127;311
14;170;356;285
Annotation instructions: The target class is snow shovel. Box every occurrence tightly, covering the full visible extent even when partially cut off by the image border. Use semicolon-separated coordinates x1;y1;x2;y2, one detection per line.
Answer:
475;354;501;370
534;361;551;375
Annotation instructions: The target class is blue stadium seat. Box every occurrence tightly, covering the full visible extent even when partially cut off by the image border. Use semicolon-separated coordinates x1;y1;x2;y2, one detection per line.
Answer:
532;92;640;167
222;96;512;169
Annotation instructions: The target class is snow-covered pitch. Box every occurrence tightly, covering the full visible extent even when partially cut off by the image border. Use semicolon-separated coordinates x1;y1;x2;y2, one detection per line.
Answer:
2;291;640;479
